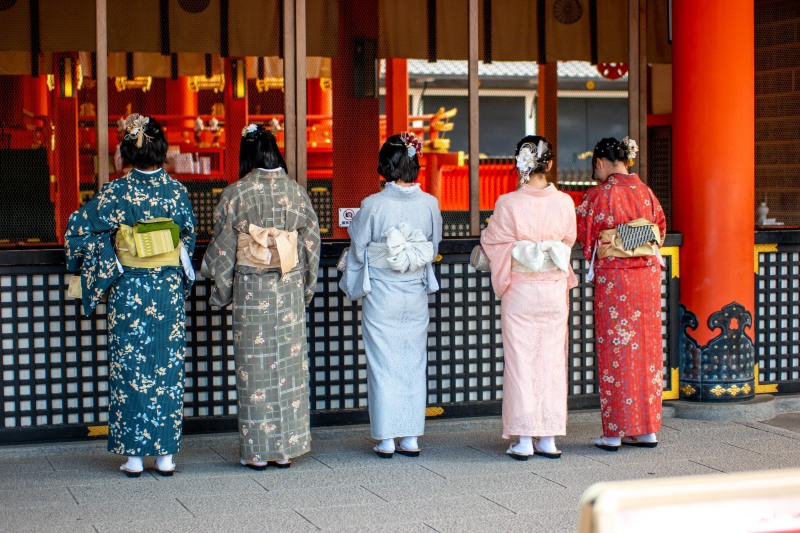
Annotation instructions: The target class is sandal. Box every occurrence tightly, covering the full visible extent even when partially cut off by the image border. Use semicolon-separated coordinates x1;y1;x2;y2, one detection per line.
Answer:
240;459;268;471
268;460;292;469
594;436;621;452
506;444;532;461
622;436;658;448
119;464;143;478
533;442;562;459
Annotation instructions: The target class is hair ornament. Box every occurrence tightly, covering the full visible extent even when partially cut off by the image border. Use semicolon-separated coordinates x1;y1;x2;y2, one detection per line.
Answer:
621;136;639;167
123;114;152;148
399;131;423;158
242;123;260;138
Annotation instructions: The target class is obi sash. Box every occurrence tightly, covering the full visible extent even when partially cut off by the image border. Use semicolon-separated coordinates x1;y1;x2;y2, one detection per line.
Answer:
236;224;299;273
367;223;435;273
115;219;181;268
511;240;571;274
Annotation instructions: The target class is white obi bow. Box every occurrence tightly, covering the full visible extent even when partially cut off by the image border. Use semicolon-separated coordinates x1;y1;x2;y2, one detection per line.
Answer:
367;223;435;273
511;240;571;273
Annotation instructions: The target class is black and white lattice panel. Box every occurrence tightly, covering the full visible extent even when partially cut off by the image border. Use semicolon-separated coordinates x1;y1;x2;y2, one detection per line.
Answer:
756;251;800;384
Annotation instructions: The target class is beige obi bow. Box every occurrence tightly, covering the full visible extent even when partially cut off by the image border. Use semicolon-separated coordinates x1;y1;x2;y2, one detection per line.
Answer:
115;222;180;268
237;224;299;273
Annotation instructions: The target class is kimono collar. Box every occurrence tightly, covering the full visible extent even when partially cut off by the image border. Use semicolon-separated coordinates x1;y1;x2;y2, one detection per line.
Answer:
608;173;640;185
381;181;422;199
519;183;557;196
129;168;166;180
249;168;287;180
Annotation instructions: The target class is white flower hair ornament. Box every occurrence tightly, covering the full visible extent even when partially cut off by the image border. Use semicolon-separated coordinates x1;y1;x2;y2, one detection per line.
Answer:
123;114;152;148
622;136;639;167
242;123;260;137
400;131;423;158
515;140;548;182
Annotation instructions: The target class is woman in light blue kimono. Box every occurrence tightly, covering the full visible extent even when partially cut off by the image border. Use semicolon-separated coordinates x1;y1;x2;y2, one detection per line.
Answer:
340;133;442;458
64;114;196;477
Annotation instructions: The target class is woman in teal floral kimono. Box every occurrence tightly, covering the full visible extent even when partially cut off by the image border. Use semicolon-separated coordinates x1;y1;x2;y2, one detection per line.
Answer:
65;114;196;477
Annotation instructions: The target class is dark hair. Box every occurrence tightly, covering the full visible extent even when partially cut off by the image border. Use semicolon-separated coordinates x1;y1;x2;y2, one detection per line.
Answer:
592;137;628;165
514;135;554;175
119;117;168;169
377;134;420;183
239;126;288;179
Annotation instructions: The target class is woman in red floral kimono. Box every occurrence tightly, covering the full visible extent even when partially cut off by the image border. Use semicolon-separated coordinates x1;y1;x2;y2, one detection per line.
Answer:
576;137;666;451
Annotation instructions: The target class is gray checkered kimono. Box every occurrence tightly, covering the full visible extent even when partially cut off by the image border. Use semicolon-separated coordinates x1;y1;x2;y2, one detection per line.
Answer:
201;168;321;463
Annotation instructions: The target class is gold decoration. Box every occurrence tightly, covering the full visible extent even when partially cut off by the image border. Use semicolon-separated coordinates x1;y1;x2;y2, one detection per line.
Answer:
320;77;332;90
256;77;284;93
709;385;726;397
754;243;778;274
680;383;696;396
663;368;680;400
425;406;444;417
728;384;742;396
87;425;109;437
754;363;778;394
115;76;152;92
742;383;752;395
188;74;225;93
660;247;679;278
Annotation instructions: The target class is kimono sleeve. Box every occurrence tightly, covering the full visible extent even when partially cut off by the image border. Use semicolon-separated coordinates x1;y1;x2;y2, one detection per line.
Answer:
338;201;373;301
200;191;237;307
64;182;123;316
298;188;321;304
480;197;517;298
172;181;198;295
423;199;443;294
576;188;603;261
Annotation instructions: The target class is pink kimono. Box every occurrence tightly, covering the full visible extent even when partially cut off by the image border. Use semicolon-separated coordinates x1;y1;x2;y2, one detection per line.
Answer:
481;185;577;438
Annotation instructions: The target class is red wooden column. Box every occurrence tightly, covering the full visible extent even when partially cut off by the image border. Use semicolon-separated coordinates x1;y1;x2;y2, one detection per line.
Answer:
165;77;198;129
223;58;249;183
672;0;755;399
331;0;380;238
53;54;80;243
385;59;408;137
537;63;558;181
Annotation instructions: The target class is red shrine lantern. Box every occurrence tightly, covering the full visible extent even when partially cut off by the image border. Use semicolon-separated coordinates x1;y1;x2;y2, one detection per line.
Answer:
597;63;629;80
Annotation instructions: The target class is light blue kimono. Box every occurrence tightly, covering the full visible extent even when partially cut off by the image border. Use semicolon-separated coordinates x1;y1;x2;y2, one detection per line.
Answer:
339;183;442;440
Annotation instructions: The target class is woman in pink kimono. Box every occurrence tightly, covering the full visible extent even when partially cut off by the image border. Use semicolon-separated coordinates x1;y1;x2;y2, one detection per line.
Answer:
481;136;577;460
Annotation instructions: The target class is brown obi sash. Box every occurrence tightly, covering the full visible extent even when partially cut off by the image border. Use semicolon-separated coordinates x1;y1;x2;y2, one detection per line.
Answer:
236;224;299;273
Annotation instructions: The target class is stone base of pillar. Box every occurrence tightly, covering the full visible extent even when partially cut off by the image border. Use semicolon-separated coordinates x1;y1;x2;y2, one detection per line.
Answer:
679;302;755;402
670;395;775;421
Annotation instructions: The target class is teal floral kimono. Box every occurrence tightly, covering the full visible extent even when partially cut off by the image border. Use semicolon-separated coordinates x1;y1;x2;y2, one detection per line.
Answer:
65;169;197;457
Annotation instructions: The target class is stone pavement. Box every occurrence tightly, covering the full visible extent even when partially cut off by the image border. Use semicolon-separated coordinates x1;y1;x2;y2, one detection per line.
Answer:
2;409;800;533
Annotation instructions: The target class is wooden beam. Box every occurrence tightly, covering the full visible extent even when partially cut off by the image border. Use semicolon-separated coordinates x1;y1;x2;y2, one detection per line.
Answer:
468;0;480;235
537;63;559;182
628;0;647;182
295;0;307;187
95;0;108;188
283;0;297;178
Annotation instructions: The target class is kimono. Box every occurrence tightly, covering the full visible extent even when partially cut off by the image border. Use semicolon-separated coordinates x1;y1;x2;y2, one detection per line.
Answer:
576;173;667;438
201;168;321;463
481;184;577;439
64;169;197;456
339;182;442;440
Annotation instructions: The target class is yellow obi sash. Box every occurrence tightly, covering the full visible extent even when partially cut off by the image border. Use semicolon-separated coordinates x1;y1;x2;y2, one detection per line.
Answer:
116;218;181;268
236;224;299;273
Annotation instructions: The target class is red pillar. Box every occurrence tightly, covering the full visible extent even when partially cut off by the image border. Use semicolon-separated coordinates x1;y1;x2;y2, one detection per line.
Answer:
53;54;80;243
672;0;754;346
385;59;408;137
331;0;380;238
223;58;248;183
307;79;332;117
22;76;50;117
165;77;198;129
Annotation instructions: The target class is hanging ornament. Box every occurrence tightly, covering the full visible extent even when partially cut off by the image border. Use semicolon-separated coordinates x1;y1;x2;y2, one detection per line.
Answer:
597;63;629;80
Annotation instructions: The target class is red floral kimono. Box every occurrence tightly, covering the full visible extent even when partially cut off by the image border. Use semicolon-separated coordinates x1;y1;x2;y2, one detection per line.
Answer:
576;173;667;437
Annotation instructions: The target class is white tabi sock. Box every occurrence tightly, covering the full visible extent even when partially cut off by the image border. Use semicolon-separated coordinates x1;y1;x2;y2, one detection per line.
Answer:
535;436;558;453
155;454;176;471
634;433;658;443
122;456;144;473
374;438;395;453
398;436;419;451
510;436;534;455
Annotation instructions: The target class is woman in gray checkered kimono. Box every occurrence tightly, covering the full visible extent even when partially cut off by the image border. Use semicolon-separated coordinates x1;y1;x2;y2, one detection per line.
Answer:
201;125;321;469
